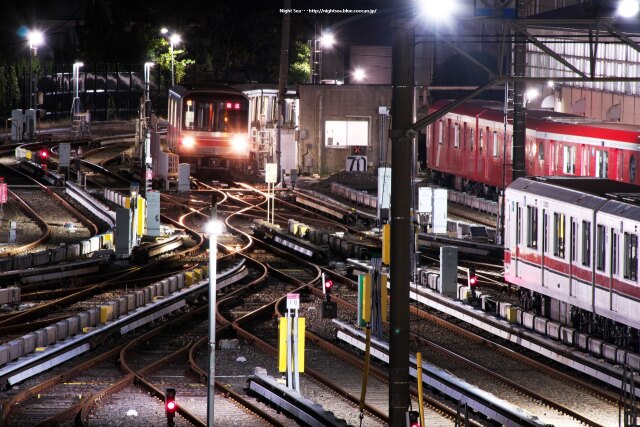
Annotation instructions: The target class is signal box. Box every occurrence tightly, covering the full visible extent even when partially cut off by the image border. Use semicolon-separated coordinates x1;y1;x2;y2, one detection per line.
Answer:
321;300;337;319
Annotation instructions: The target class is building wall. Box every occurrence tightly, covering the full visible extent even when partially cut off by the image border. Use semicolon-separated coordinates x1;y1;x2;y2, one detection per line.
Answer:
297;84;392;176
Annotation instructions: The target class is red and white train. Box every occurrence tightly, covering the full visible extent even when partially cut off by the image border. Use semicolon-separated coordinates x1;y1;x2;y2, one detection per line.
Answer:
426;100;640;198
504;176;640;348
167;83;255;173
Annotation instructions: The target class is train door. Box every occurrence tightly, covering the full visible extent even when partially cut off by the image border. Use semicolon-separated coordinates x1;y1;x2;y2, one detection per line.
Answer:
570;218;577;297
549;141;556;174
478;128;485;182
610;228;618;311
469;127;476;182
542;209;548;288
516;202;522;278
435;119;444;167
615;149;623;181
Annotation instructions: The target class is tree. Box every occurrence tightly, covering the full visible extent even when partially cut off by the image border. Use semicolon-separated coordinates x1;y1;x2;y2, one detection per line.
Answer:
289;41;310;84
0;66;20;118
147;38;195;85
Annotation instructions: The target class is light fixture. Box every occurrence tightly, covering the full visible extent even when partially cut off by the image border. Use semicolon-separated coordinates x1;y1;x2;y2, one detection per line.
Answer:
320;32;335;48
352;68;366;82
417;0;458;22
618;0;640;18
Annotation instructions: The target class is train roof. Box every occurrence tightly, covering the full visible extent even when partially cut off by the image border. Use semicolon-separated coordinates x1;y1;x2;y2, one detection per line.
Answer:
169;82;246;97
431;99;640;142
509;177;640;220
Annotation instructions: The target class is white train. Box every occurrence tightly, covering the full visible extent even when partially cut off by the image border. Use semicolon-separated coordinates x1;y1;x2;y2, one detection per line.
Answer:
504;176;640;348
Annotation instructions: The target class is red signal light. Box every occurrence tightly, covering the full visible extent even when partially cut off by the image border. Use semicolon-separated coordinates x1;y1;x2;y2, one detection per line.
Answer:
234;102;240;110
468;266;477;287
40;149;48;158
407;410;420;427
146;170;153;180
165;388;176;419
226;102;232;109
324;279;333;292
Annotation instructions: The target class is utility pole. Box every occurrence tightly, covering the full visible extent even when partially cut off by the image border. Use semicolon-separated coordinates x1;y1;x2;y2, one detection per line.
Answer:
389;19;414;426
276;0;291;185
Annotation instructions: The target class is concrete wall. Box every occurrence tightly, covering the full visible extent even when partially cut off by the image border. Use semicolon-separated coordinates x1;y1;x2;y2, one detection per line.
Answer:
297;84;392;176
531;85;640;125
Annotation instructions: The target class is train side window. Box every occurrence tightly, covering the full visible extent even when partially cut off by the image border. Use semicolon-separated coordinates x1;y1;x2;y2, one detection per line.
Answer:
492;131;499;158
582;220;591;267
538;142;544;161
617;152;624;182
454;123;460;148
543;212;548;252
570;219;577;263
611;229;618;275
596;224;606;272
469;128;474;151
516;205;521;245
479;129;484;152
596;149;609;178
624;232;638;282
438;120;444;144
564;146;575;174
526;206;537;249
631;156;637;183
554;213;565;258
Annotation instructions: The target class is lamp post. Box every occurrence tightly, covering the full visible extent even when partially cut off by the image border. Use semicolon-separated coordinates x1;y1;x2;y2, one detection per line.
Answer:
310;31;335;84
206;199;222;427
336;67;366;85
27;30;43;110
72;62;84;116
144;62;154;103
161;28;181;87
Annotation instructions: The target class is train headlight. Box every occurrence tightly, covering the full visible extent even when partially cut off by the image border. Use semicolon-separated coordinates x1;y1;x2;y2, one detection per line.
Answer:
182;136;195;149
231;134;248;152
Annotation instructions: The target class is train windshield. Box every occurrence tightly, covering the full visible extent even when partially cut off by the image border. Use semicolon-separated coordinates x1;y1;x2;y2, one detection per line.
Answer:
182;94;248;133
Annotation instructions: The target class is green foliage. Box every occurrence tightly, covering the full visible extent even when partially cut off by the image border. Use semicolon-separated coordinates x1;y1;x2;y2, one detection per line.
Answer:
0;66;20;118
147;38;195;85
289;41;310;84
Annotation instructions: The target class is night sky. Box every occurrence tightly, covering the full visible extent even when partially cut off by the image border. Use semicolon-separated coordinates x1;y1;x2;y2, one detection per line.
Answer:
0;0;401;67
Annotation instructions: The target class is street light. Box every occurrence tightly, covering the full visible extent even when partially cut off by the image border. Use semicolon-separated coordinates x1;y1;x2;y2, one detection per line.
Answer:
27;30;43;110
144;62;154;103
72;62;84;116
618;0;640;17
310;31;336;84
161;28;181;87
206;217;223;427
335;68;367;85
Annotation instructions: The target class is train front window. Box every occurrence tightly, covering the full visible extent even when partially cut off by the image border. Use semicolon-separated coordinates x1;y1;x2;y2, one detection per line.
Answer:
184;99;195;129
183;95;248;133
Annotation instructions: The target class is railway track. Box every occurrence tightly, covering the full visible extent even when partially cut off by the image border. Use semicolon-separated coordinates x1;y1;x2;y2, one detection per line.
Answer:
0;166;626;426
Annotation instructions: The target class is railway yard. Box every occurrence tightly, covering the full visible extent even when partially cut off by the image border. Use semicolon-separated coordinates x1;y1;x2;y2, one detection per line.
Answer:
0;124;633;427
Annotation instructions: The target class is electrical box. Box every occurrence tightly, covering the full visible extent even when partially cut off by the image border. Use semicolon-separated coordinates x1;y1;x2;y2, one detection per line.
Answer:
146;191;161;237
439;246;458;297
178;163;190;192
25;109;36;140
115;208;133;258
321;300;337;319
10;110;24;141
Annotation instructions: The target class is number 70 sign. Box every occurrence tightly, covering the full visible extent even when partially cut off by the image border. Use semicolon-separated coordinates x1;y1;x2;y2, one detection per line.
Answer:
346;156;367;172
